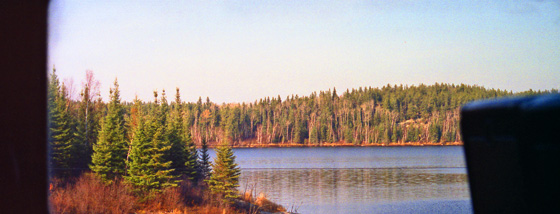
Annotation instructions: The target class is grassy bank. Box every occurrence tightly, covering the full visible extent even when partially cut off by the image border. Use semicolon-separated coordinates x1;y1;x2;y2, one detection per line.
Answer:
49;173;286;214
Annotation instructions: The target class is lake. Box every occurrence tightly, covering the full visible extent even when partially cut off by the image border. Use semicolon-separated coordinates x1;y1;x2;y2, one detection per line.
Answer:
209;146;472;214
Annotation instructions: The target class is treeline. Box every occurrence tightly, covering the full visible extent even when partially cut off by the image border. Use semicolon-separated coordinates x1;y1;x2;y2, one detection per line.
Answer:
155;84;555;146
49;69;559;176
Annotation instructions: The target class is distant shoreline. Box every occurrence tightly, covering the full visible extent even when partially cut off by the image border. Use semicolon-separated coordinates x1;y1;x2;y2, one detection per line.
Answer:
206;141;463;148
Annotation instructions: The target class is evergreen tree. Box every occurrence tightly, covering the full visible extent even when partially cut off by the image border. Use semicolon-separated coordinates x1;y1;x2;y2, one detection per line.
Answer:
48;68;59;120
198;135;211;180
90;79;127;182
126;96;143;161
126;116;177;192
206;141;241;205
48;68;75;177
167;112;187;177
159;90;169;126
166;88;198;181
126;93;177;192
184;127;199;181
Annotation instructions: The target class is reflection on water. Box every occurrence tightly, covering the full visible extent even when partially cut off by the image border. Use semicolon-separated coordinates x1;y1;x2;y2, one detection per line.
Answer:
209;146;472;213
231;146;467;169
240;168;469;213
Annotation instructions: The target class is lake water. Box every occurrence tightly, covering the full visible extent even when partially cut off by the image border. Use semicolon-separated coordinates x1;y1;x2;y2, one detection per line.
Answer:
209;146;472;214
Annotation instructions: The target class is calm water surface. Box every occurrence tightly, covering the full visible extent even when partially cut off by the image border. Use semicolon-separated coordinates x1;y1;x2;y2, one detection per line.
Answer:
209;146;472;214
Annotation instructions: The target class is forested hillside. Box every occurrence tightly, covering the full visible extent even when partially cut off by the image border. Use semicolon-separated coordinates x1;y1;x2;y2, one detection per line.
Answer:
51;69;558;160
176;83;556;146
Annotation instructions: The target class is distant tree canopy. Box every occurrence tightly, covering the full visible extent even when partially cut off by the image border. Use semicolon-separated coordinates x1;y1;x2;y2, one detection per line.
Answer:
48;69;559;181
171;83;556;146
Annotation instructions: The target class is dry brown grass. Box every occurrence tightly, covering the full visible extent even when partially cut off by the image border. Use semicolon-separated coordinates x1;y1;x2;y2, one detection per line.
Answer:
253;193;286;213
49;173;189;214
136;187;186;213
49;173;135;214
50;173;286;214
235;186;286;214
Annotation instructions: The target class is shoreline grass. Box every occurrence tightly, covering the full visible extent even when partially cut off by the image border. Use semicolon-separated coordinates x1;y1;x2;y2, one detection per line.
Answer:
49;173;288;214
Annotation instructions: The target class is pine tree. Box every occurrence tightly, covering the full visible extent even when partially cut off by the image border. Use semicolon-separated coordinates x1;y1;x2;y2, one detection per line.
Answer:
206;141;241;204
166;88;198;181
198;135;211;180
126;116;177;192
126;96;142;162
184;127;199;181
48;68;76;177
126;92;177;192
159;90;169;126
166;110;187;177
90;79;127;183
48;68;59;121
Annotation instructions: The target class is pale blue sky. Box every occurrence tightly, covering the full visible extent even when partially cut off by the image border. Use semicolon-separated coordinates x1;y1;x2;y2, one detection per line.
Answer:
48;0;560;103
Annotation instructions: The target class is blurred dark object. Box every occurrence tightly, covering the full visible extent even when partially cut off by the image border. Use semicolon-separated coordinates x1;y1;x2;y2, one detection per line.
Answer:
461;94;560;213
0;0;49;213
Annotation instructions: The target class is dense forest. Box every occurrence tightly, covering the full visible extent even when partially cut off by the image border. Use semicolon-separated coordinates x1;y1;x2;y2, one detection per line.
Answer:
183;84;553;146
49;69;558;175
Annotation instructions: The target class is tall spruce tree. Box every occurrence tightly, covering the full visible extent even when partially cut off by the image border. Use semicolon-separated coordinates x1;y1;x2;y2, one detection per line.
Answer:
166;88;198;180
126;96;142;162
90;79;127;183
184;124;199;181
48;68;76;177
198;135;211;180
166;104;186;176
126;92;177;192
206;141;241;204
